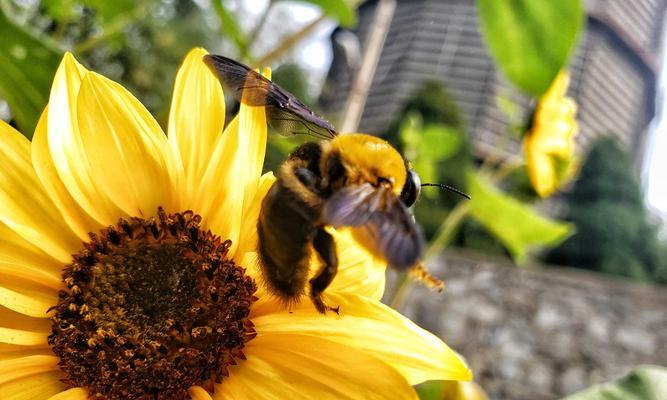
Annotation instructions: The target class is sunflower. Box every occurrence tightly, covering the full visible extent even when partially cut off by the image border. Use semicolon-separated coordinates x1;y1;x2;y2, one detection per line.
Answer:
0;48;471;400
523;71;579;198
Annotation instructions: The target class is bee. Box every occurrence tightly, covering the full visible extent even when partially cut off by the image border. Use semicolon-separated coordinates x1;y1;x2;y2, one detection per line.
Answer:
204;55;469;313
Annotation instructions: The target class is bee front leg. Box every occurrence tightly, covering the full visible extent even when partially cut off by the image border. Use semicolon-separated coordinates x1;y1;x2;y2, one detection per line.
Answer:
310;228;339;314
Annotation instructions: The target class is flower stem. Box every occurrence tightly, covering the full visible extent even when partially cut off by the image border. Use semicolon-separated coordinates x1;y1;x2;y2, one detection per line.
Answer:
425;202;470;260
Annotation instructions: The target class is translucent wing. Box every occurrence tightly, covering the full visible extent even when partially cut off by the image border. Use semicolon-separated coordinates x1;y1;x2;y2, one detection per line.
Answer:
323;184;424;269
204;54;337;140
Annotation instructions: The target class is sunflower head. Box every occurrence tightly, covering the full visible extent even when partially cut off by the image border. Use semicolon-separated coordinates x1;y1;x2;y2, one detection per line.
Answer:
524;71;579;198
48;208;256;399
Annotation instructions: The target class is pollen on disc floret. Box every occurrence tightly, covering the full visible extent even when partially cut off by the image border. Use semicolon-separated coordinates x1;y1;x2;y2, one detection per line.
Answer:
48;208;258;400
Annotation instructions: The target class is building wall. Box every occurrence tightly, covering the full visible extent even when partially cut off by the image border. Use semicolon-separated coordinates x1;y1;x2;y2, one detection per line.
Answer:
387;252;667;399
320;0;665;163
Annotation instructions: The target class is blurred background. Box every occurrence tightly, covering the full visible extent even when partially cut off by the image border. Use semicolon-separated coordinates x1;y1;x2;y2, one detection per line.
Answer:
1;0;666;398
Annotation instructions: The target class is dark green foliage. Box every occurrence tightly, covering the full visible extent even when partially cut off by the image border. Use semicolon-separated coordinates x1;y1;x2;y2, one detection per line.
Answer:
387;80;471;238
547;137;667;283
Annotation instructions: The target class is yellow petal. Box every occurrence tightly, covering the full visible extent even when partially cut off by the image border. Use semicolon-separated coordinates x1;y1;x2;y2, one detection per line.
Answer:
214;334;417;400
0;371;65;399
0;121;80;264
0;343;50;360
197;117;243;249
188;386;213;400
32;106;102;241
0;300;51;346
249;227;387;317
168;48;225;205
199;73;267;256
0;305;51;332
76;72;181;217
0;276;57;318
234;172;275;260
236;90;268;216
524;137;556;198
0;221;62;289
253;293;472;385
47;388;88;400
0;328;48;347
0;355;59;384
325;228;386;300
45;52;125;226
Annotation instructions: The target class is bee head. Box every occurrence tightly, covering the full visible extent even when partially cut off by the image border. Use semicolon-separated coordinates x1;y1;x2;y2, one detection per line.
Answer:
328;134;407;195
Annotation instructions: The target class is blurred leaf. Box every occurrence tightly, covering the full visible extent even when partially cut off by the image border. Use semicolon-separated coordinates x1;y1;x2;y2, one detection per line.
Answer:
42;0;79;22
82;0;135;22
290;0;356;27
0;12;62;136
466;169;573;263
417;380;489;400
476;0;583;96
212;1;248;56
417;380;446;399
400;112;462;188
564;365;667;400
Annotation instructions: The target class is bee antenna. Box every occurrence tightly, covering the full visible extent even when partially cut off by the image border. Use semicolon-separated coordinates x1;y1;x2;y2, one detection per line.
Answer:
421;183;471;200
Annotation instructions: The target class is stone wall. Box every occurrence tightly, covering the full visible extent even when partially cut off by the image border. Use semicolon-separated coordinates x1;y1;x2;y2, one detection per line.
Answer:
387;251;667;399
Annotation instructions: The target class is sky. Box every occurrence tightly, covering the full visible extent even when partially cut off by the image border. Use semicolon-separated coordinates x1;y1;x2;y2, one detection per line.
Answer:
645;50;667;217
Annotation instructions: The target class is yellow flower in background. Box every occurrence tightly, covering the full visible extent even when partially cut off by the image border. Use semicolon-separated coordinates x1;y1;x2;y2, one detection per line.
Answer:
523;71;579;198
0;49;471;399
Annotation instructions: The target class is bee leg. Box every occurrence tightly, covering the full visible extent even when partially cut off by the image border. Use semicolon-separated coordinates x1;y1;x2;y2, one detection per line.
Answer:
409;261;444;292
310;228;339;314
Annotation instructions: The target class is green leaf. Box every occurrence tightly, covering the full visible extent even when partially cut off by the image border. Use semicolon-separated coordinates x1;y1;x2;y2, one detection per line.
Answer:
0;12;62;137
42;0;79;22
416;380;446;400
466;170;573;263
564;365;667;400
290;0;356;27
476;0;583;96
400;112;462;187
82;0;135;22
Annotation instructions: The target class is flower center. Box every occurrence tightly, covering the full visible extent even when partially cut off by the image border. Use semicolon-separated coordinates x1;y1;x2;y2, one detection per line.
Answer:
48;208;257;400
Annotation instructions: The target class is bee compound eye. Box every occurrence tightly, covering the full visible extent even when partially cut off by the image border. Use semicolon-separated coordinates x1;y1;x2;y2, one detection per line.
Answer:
400;170;421;207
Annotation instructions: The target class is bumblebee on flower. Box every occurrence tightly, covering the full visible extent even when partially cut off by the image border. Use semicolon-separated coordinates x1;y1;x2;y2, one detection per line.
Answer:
0;48;470;399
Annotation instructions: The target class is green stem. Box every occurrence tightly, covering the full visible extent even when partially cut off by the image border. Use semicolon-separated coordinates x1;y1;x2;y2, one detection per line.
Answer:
425;202;470;260
389;272;411;310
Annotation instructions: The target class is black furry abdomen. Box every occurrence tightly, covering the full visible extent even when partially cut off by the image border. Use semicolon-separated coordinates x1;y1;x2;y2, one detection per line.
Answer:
257;180;320;301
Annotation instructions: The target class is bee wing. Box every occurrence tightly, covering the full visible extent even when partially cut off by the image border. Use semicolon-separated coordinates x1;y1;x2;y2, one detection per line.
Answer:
204;54;337;140
323;184;424;269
